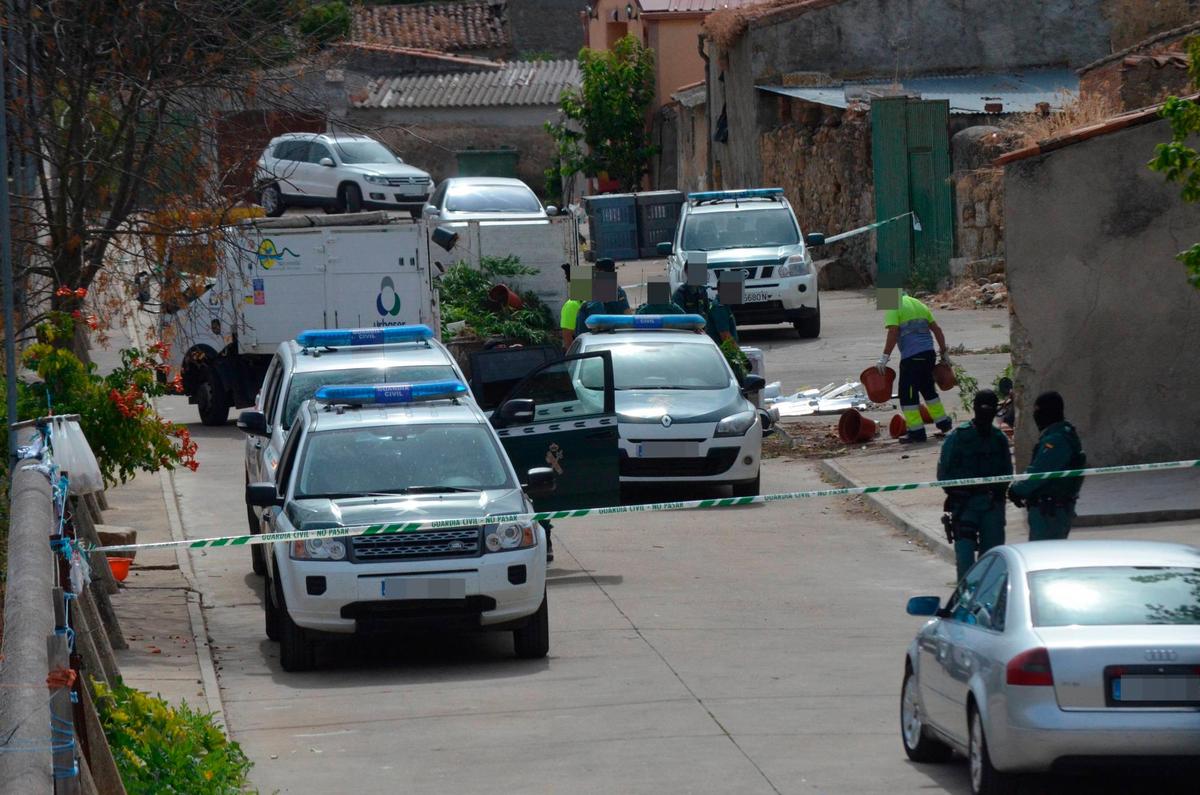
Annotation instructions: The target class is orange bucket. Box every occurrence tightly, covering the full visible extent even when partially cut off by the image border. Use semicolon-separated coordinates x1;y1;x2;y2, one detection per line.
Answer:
933;362;956;391
889;414;907;439
859;367;895;403
919;404;933;424
837;408;879;444
107;557;131;582
488;284;524;310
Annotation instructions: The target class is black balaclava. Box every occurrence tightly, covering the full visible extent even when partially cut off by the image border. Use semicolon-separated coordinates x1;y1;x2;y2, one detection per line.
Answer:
1033;391;1064;431
973;389;999;433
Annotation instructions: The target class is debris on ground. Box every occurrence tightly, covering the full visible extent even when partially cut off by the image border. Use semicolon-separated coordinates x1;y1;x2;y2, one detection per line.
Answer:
762;426;851;460
931;273;1008;310
766;381;894;417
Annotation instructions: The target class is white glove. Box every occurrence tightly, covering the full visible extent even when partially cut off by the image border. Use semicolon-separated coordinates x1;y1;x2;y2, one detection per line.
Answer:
875;353;890;375
939;351;952;366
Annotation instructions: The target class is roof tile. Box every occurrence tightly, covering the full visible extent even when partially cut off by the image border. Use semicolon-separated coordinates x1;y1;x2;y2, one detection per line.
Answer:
353;1;510;53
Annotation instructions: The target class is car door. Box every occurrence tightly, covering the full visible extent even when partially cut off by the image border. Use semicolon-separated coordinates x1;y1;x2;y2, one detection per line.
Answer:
493;351;619;511
270;140;306;196
247;355;284;483
943;555;1010;740
262;415;306;581
305;142;338;200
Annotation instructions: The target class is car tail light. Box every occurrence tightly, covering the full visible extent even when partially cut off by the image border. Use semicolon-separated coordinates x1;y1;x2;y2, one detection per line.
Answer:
1006;647;1054;686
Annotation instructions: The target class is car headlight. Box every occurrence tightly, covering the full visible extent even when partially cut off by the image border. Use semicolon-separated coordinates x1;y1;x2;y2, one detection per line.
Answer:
483;521;537;552
785;254;810;275
290;537;347;560
362;174;387;185
715;410;757;438
776;260;791;277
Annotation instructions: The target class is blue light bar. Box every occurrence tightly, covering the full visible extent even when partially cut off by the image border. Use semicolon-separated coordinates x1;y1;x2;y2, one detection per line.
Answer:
585;314;707;332
687;188;784;203
314;380;468;405
297;326;433;348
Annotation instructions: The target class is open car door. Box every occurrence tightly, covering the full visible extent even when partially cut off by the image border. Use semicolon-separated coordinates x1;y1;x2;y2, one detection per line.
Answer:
492;351;618;511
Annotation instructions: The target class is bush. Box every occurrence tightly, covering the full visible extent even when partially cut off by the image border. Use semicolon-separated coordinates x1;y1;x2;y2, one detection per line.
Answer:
297;1;352;47
436;256;559;345
93;680;253;794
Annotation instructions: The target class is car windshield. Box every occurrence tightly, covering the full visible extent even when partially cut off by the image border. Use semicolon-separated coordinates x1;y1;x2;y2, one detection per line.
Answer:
445;184;542;214
1028;566;1200;626
681;208;800;251
282;365;458;429
332;140;401;165
295;424;514;498
579;341;730;391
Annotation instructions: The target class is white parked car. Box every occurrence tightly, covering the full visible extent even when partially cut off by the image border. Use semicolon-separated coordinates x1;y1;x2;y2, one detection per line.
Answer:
902;540;1200;794
256;133;431;217
423;177;550;223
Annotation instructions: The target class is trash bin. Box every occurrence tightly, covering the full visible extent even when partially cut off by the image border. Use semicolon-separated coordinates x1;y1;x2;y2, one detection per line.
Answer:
583;193;639;260
635;190;685;258
455;148;519;178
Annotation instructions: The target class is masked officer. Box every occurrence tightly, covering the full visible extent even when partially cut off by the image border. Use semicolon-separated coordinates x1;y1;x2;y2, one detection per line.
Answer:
937;390;1012;581
672;282;737;343
575;258;631;335
877;292;953;443
1008;391;1085;540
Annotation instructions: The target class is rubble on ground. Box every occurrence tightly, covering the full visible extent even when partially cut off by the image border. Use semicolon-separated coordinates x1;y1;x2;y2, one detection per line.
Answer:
930;273;1008;310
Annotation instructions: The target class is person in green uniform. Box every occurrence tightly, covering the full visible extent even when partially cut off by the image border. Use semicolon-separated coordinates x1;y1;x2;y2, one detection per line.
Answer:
671;282;737;343
636;281;685;315
560;264;582;349
575;258;631;335
937;390;1012;580
1008;391;1085;541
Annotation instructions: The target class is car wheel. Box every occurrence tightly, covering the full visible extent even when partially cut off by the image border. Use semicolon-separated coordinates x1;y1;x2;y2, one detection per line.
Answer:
901;665;953;763
513;592;549;659
338;183;363;214
195;366;230;426
794;309;821;339
260;184;285;217
731;473;760;498
969;704;1014;795
246;500;266;576
277;582;316;672
264;568;281;642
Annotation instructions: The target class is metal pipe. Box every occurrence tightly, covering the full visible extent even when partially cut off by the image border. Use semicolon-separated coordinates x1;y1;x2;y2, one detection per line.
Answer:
2;16;18;462
9;415;82;432
697;33;713;191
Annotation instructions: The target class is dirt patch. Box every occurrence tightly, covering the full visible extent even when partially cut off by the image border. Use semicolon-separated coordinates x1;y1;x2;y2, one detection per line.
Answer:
764;423;850;460
926;273;1009;310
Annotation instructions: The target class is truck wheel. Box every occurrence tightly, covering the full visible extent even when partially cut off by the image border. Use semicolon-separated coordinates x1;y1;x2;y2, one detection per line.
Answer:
247;502;266;576
195;366;230;426
278;585;316;672
338;183;363;214
261;184;285;217
794;310;821;339
264;569;281;642
513;592;549;659
732;473;760;497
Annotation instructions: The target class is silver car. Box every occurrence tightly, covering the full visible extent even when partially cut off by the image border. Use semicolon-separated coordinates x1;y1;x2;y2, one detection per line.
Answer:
422;177;550;223
902;540;1200;794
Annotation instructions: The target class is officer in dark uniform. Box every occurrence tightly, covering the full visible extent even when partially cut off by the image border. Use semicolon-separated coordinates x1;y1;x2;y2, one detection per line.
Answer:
575;258;631;335
937;390;1013;580
1009;391;1085;541
671;282;737;344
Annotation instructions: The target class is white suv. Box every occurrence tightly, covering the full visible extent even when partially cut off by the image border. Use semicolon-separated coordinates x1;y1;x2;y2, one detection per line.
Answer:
662;189;822;338
256;133;432;217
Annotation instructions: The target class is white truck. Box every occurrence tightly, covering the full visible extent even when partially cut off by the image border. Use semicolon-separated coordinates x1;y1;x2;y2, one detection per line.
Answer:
159;212;577;425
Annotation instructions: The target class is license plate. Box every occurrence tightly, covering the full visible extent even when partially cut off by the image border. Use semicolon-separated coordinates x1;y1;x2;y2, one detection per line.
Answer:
1112;674;1200;703
380;577;466;600
636;441;700;458
743;290;772;303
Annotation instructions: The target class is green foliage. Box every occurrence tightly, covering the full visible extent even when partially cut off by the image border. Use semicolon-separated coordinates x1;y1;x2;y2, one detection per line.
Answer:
952;363;979;412
545;36;657;199
720;338;750;381
298;1;353;47
93;680;253;794
1149;36;1200;288
437;256;559;345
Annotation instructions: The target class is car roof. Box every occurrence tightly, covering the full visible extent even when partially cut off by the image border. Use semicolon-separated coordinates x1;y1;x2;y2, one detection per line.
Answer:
685;200;794;216
273;132;373;143
578;329;718;347
281;339;456;374
1007;540;1200;572
306;398;487;432
442;177;532;189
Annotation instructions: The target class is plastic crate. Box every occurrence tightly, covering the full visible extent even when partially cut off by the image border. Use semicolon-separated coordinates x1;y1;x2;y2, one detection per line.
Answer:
583;193;639;260
635;190;685;258
455;148;519;178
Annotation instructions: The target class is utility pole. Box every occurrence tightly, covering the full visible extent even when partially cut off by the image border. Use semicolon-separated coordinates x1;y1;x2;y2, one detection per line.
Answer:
2;11;18;462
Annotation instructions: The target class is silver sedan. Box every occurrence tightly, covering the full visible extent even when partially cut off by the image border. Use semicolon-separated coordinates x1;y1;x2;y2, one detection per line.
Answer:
900;540;1200;795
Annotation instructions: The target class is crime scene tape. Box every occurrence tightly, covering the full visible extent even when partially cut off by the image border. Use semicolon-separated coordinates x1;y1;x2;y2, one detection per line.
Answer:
90;458;1200;554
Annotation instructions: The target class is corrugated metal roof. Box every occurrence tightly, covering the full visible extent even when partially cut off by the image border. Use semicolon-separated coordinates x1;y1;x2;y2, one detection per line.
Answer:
758;69;1079;114
356;60;581;109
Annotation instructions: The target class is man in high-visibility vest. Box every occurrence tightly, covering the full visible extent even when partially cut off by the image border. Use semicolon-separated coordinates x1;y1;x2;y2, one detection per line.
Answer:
560;264;581;349
1008;391;1086;540
876;292;954;443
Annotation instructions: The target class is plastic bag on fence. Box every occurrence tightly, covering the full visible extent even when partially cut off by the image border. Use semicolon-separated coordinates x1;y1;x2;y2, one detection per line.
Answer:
52;417;104;495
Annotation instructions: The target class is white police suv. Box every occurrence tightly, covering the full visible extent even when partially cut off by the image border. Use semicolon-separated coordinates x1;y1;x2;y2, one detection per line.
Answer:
661;189;823;338
570;315;765;496
238;326;467;577
246;379;557;671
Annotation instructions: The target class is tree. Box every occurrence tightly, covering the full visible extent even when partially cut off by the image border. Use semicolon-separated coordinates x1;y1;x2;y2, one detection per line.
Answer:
1149;36;1200;288
546;35;657;196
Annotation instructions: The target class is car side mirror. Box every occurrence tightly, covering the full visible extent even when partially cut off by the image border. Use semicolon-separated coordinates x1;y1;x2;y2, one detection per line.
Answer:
906;596;942;616
246;482;283;507
494;398;535;427
740;374;766;393
656;241;673;256
805;232;826;248
237;410;268;436
523;467;556;497
319;157;335;167
545;205;559;216
424;205;439;217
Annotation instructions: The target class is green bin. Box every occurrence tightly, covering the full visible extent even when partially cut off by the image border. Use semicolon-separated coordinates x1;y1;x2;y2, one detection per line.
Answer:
455;148;520;178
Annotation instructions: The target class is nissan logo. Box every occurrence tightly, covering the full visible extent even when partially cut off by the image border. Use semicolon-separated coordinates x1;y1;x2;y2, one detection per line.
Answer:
660;414;673;428
1144;649;1178;662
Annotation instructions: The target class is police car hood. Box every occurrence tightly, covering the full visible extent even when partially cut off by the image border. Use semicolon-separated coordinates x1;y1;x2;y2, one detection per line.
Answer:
288;490;525;530
695;246;794;266
616;386;746;425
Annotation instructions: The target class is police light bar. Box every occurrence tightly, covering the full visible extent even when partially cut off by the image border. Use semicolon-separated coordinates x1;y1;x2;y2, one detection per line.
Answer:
687;188;784;203
314;380;468;405
585;314;707;331
297;326;433;348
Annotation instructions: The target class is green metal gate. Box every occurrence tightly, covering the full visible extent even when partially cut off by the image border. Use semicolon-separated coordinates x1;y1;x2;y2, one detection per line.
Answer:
870;98;953;289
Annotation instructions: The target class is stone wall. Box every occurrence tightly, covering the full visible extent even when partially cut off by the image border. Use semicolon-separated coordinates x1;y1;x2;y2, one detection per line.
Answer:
950;126;1023;275
1003;116;1200;467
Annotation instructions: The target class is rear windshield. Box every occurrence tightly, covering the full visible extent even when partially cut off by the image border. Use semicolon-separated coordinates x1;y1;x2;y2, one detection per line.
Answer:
682;208;799;251
1028;566;1200;626
283;365;458;429
446;184;541;214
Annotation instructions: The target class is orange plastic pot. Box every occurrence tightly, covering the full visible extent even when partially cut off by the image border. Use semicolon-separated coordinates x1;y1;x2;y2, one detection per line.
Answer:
859;366;895;403
889;414;907;439
108;557;131;582
488;284;524;310
920;404;934;424
837;408;879;444
933;362;957;391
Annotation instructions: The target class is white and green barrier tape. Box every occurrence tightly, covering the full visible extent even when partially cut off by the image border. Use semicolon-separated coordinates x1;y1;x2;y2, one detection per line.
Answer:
90;458;1200;554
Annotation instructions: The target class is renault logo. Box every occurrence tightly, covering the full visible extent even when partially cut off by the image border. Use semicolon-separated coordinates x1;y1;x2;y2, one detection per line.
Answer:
660;414;673;428
1144;649;1178;662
